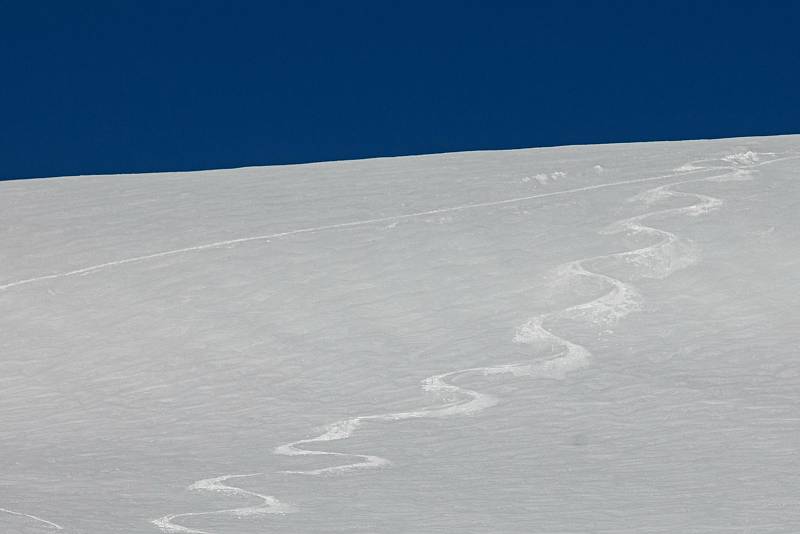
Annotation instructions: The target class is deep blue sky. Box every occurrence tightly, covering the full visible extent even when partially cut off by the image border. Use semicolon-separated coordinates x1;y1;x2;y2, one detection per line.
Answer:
1;1;798;180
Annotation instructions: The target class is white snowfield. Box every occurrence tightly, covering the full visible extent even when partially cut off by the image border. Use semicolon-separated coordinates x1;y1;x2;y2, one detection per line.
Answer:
1;136;799;534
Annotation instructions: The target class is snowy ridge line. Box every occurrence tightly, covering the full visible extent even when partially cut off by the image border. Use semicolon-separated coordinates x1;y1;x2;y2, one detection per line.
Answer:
1;167;723;293
151;474;294;534
0;507;63;530
152;151;792;533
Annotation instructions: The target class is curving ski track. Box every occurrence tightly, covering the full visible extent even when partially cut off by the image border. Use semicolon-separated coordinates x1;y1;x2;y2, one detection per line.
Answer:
152;152;798;533
0;151;794;532
151;474;294;534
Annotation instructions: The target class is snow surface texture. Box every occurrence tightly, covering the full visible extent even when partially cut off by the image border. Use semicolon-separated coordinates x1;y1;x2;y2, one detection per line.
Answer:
1;136;799;533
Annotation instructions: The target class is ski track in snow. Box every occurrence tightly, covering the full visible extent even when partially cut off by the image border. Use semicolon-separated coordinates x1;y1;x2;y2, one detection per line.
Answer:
1;152;795;532
151;152;798;533
151;475;294;534
0;167;729;293
0;507;63;530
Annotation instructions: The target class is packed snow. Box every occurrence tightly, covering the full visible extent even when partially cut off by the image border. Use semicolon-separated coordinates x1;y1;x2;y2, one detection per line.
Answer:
1;135;799;533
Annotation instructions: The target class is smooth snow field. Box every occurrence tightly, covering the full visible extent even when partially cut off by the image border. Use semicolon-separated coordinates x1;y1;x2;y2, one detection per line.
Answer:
2;135;799;534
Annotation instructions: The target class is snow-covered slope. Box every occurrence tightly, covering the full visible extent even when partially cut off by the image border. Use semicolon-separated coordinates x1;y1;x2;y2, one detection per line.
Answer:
2;136;799;533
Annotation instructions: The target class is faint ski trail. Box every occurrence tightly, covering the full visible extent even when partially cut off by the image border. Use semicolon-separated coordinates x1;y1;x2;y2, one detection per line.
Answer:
4;153;798;295
0;168;719;293
0;507;63;530
151;474;293;534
